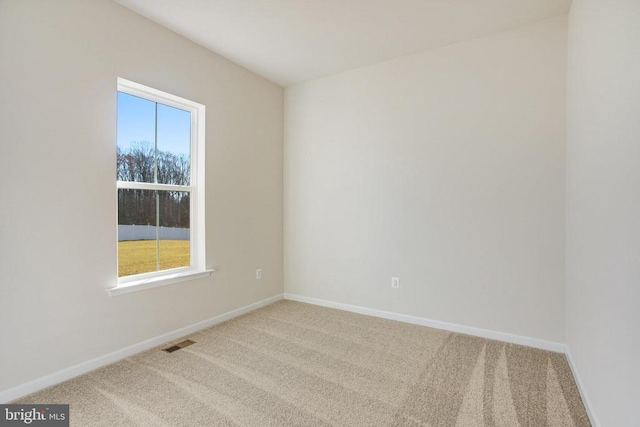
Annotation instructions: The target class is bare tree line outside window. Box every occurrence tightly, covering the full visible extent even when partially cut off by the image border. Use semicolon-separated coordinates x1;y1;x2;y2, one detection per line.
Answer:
117;141;190;229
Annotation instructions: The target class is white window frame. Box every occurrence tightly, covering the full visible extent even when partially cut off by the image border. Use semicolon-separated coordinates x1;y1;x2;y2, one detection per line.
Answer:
108;78;212;296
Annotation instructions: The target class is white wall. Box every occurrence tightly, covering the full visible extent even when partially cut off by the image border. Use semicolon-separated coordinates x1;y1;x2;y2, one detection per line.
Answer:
285;17;567;343
0;0;283;394
566;1;640;426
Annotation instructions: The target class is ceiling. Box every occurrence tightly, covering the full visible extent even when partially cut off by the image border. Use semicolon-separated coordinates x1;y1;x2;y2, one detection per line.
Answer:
114;0;571;87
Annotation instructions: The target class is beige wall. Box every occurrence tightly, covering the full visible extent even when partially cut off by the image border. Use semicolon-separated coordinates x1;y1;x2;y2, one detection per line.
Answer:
566;1;640;425
285;17;567;343
0;0;283;392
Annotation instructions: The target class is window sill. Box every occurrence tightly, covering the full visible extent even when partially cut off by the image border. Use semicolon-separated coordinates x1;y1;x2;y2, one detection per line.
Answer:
107;269;215;296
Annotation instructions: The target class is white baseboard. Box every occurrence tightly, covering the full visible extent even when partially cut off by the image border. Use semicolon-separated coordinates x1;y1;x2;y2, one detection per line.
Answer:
284;293;565;353
565;346;600;427
0;294;284;404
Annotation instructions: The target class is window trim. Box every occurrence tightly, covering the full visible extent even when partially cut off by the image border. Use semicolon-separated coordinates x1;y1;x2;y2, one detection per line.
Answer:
108;78;212;296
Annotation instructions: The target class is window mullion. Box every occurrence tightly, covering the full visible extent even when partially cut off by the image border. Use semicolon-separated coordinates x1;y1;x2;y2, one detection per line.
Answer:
156;190;160;272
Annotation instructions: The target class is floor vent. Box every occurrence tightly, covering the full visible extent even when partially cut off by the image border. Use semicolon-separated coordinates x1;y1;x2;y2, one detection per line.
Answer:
163;339;195;353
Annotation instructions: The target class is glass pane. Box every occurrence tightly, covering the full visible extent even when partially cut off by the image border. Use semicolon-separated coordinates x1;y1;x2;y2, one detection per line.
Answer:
117;92;156;183
158;190;190;271
118;189;158;277
157;103;191;185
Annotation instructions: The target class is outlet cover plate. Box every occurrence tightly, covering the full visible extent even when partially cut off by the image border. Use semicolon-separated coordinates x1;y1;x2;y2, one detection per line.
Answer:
391;277;400;288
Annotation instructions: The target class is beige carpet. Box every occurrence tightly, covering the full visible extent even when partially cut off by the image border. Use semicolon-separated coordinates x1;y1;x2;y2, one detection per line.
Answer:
18;300;591;426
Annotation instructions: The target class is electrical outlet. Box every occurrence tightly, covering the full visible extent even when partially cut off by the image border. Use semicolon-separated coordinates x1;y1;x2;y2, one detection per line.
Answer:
256;268;262;280
391;277;400;288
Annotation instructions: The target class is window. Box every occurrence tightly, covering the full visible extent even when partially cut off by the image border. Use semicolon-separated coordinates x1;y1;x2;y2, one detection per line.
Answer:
110;78;211;295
